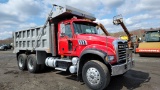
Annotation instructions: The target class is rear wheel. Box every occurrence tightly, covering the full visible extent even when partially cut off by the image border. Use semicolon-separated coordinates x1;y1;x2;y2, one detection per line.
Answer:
27;54;40;73
82;60;110;90
3;48;7;51
17;54;27;70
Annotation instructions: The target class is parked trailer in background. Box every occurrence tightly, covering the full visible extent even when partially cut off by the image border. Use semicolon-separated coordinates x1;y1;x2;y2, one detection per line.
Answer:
13;4;134;90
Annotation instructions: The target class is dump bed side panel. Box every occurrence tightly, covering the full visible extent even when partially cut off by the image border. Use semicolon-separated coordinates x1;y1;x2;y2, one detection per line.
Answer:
13;24;55;55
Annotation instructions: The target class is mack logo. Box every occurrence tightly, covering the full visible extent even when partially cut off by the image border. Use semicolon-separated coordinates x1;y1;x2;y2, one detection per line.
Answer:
118;45;124;48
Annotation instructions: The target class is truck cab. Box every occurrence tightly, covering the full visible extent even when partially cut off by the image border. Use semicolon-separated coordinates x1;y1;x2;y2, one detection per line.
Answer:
14;4;134;90
58;18;116;63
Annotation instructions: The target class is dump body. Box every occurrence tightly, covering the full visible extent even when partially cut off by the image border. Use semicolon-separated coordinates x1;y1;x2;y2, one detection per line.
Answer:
13;25;52;52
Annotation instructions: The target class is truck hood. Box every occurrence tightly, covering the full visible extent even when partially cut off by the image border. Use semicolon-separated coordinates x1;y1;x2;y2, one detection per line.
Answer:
76;34;118;56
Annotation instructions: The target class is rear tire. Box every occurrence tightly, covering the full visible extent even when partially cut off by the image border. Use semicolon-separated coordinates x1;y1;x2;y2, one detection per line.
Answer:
27;54;40;73
17;54;27;70
3;48;7;51
82;60;110;90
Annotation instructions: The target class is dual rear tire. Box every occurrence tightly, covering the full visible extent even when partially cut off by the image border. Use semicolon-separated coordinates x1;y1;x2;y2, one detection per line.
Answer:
27;54;40;73
17;54;40;73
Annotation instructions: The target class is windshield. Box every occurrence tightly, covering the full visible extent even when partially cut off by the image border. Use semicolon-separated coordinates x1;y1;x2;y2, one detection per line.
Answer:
73;22;98;34
145;31;160;42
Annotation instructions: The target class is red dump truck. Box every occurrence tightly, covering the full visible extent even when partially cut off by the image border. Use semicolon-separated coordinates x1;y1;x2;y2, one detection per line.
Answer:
13;4;134;90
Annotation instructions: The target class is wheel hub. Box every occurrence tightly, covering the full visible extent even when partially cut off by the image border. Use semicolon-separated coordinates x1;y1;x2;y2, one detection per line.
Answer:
28;59;34;70
86;67;100;85
19;57;23;67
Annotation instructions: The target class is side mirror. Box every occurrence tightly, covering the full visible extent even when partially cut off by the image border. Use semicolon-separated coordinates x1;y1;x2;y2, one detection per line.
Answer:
60;23;65;37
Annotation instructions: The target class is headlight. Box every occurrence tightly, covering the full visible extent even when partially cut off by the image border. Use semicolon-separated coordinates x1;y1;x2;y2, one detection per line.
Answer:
108;56;115;61
105;55;115;62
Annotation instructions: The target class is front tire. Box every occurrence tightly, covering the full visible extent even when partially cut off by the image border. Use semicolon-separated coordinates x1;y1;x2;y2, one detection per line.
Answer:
27;54;40;73
17;54;27;70
82;60;110;90
3;48;7;51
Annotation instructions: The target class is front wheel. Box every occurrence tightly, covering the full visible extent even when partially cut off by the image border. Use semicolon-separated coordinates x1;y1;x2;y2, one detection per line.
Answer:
82;60;110;90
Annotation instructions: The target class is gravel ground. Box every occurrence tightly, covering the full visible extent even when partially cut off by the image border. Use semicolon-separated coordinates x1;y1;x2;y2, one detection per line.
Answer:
0;50;160;90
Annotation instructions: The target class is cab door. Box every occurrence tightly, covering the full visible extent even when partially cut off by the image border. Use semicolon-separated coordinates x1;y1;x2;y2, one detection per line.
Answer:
58;23;74;55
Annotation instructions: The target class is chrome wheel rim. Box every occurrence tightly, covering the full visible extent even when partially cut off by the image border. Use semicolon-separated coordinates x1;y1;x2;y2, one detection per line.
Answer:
86;67;100;85
19;57;23;67
28;58;34;70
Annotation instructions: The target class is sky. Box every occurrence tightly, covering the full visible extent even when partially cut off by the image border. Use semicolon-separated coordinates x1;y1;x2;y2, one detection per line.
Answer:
0;0;160;40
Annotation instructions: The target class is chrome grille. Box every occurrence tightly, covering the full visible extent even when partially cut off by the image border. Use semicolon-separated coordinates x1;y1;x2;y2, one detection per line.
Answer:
117;41;128;62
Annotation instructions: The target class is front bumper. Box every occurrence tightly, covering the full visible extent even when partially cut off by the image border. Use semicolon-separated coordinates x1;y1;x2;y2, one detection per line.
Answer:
111;60;135;76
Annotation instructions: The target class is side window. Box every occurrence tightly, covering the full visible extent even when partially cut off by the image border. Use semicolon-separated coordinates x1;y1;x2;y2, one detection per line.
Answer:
65;24;72;38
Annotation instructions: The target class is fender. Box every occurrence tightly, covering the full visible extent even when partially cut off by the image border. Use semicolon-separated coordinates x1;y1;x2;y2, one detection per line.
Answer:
79;49;107;63
78;44;115;64
77;49;111;78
